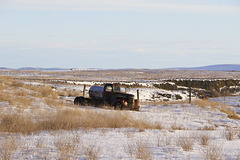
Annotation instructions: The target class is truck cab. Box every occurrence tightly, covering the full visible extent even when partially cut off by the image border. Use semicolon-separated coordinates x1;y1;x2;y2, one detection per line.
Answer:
103;83;139;110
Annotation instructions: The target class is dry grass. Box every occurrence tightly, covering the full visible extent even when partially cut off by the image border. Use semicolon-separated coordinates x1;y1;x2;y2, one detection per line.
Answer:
15;88;28;97
125;138;152;160
0;88;32;109
54;133;81;159
135;139;152;160
0;132;82;160
198;125;215;131
0;91;10;102
0;114;37;134
0;108;165;134
39;86;58;98
0;76;78;112
222;128;236;141
44;98;65;108
199;133;210;146
171;122;187;130
193;99;240;120
39;109;164;131
8;97;32;109
0;76;13;85
200;142;224;160
58;88;81;97
156;134;172;147
82;142;101;160
0;135;19;160
0;76;60;109
28;85;58;99
177;135;195;151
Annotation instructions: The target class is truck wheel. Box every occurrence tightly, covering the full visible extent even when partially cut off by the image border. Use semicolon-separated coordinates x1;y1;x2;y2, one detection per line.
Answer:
114;102;123;110
74;97;83;105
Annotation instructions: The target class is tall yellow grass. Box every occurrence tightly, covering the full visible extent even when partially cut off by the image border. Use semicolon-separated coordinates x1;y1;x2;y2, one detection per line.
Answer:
193;99;240;120
0;76;60;109
0;108;163;134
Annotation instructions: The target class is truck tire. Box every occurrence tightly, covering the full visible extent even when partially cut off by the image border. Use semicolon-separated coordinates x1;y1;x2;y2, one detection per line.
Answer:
74;97;84;105
114;102;123;110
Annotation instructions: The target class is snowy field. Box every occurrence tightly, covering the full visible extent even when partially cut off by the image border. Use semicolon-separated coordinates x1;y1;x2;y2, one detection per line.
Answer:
210;96;240;115
0;70;240;159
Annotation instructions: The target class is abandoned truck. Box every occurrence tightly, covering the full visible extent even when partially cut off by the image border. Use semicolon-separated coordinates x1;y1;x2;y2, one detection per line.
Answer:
74;83;140;110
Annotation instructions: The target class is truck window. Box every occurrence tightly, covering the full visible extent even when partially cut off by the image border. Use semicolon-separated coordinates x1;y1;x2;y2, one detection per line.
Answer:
113;86;126;93
105;86;112;92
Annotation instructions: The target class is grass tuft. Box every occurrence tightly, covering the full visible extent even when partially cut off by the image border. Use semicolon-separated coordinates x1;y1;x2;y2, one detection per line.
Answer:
177;135;195;151
193;99;240;120
199;133;210;146
125;138;152;160
201;142;224;160
222;128;236;141
0;135;19;160
82;142;101;160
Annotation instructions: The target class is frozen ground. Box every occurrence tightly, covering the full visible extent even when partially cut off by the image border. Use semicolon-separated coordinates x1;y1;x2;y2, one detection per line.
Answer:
0;70;240;159
210;96;240;115
1;103;239;159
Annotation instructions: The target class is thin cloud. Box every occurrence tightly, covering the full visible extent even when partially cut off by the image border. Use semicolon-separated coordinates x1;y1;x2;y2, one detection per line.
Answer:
1;0;240;14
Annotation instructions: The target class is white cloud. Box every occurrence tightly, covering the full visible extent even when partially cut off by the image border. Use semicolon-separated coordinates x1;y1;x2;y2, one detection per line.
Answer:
1;0;240;14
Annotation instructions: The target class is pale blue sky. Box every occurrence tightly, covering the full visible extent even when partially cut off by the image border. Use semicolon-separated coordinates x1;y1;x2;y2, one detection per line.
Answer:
0;0;240;69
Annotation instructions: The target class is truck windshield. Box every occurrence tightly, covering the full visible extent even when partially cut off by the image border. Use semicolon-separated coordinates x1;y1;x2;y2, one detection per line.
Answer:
113;86;126;93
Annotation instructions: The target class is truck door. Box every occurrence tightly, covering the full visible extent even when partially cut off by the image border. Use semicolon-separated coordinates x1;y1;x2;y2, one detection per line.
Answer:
103;84;113;105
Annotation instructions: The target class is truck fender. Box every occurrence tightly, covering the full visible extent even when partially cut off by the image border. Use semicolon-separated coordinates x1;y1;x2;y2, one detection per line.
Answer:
112;99;127;110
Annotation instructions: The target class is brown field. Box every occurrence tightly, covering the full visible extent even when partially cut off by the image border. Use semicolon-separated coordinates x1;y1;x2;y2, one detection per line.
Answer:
1;69;240;82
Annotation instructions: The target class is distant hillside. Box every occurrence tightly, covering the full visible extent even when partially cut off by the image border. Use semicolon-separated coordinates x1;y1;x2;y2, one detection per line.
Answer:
1;64;240;71
175;64;240;71
189;64;240;71
16;67;71;71
0;67;13;70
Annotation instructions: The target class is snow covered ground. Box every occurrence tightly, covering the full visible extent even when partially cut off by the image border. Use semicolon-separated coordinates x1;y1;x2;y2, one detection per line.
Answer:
210;96;240;115
1;103;239;159
0;72;240;159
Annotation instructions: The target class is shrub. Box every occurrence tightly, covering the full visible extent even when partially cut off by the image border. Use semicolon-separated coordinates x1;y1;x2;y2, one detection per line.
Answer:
177;135;195;151
201;143;224;160
82;142;101;160
125;139;152;160
222;128;236;141
199;133;210;146
54;134;80;159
